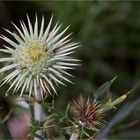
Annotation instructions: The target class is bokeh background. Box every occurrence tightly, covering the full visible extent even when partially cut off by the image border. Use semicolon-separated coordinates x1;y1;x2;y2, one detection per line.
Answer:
0;1;140;139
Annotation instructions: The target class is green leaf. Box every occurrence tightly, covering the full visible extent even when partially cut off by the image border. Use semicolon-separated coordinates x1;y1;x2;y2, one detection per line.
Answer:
65;103;70;117
103;90;130;112
94;76;117;99
95;98;140;139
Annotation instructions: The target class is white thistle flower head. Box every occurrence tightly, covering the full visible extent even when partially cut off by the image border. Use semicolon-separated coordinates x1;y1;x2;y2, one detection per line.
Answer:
0;15;80;100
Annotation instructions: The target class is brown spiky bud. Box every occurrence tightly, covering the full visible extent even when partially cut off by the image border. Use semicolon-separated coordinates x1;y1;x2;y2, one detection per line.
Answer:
72;96;104;131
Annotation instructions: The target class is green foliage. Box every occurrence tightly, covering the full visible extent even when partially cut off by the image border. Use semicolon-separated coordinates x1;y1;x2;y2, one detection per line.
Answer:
26;79;129;139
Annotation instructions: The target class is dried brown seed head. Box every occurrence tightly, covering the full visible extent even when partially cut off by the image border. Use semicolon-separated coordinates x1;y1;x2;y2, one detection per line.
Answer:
71;96;104;131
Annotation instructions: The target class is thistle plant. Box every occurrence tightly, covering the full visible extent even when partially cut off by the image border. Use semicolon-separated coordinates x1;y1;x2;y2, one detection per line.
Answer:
72;96;104;132
0;15;79;140
0;15;80;100
0;15;130;140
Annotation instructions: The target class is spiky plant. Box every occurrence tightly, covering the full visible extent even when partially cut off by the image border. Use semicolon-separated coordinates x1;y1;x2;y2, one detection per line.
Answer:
0;15;80;100
72;96;104;131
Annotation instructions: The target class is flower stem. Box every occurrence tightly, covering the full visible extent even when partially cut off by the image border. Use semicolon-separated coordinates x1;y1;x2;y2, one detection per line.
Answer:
34;101;42;140
80;125;84;139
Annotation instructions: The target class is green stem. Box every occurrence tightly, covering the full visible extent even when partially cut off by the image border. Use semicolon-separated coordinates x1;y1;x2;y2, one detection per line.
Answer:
80;125;84;139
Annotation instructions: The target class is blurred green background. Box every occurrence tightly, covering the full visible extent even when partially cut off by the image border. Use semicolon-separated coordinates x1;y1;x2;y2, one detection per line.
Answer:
0;1;140;139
